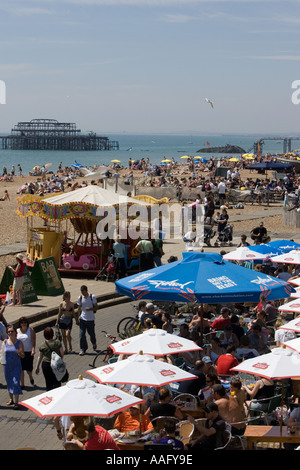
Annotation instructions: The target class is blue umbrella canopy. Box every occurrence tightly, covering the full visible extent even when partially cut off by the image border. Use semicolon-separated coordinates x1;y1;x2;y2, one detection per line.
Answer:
246;161;292;171
115;252;294;304
267;240;300;253
248;244;284;257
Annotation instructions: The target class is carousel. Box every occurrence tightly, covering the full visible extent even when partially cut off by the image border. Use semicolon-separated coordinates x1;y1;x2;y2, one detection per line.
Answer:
16;185;154;275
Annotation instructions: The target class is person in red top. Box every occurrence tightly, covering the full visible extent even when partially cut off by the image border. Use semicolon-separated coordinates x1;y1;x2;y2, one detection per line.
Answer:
74;422;120;450
216;345;238;376
8;253;25;306
211;307;231;331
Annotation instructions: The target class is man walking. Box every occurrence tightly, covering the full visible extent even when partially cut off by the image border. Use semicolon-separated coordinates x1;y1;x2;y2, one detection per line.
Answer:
77;285;98;356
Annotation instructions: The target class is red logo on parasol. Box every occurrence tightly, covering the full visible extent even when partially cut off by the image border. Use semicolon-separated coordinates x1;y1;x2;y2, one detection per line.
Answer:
253;363;269;370
168;342;183;349
160;369;176;376
40;396;53;405
102;367;114;374
106;395;122;404
291;304;300;309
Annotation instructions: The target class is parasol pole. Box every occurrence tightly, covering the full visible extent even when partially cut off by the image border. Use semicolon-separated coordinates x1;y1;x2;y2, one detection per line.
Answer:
138;350;143;437
200;304;204;345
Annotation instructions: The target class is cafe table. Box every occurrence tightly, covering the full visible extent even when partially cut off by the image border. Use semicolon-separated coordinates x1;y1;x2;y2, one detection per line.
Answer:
244;425;300;450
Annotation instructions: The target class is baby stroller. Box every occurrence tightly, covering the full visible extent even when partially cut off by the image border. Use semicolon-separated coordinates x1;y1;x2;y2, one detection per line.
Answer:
204;225;216;247
95;254;116;282
215;224;233;246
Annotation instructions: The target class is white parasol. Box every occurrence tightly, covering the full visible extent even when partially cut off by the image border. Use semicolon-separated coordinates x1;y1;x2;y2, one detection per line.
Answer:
289;287;300;298
289;277;300;287
270;250;300;265
19;375;144;417
278;317;300;333
282;337;300;354
108;328;202;357
222;246;267;261
86;352;197;387
278;300;300;314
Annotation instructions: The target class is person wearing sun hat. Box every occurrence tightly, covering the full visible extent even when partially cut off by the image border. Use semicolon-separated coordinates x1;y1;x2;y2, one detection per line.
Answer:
8;253;25;306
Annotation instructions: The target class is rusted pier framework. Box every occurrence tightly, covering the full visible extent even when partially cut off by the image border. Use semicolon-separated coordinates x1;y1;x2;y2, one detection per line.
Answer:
0;119;119;151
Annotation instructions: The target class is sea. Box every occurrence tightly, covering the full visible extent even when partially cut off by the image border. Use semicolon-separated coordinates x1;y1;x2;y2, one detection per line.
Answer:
0;133;294;175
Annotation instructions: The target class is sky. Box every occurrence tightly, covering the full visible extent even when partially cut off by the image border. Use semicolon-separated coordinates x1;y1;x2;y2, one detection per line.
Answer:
0;0;300;135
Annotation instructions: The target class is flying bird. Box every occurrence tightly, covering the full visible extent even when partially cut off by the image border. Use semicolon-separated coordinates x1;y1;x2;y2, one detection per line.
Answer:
205;98;214;108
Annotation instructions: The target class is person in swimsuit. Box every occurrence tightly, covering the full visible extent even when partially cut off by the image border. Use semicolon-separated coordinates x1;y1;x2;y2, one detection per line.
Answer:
56;291;77;354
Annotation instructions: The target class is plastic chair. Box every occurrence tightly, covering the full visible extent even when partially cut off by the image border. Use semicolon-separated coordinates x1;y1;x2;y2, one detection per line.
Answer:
174;357;188;370
151;416;179;433
108;356;119;364
173;393;198;407
214;423;232;451
177;420;195;445
247;394;282;422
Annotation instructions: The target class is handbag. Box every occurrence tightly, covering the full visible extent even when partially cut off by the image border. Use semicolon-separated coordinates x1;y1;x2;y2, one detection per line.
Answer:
46;341;67;381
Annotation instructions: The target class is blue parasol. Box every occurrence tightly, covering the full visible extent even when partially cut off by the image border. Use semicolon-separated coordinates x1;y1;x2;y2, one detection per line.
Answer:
116;251;294;304
247;244;284;257
266;239;300;253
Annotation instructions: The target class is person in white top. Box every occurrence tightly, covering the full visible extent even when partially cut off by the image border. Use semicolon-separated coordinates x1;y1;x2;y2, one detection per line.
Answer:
17;316;36;388
77;285;98;356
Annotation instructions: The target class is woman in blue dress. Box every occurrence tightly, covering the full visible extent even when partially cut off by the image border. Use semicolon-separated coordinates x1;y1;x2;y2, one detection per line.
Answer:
2;325;24;409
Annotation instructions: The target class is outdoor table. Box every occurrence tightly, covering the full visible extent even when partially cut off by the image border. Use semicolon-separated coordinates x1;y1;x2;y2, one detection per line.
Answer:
178;404;205;418
115;438;146;450
244;425;300;450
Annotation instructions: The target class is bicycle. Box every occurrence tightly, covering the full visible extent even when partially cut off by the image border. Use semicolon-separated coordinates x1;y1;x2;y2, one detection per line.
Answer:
116;314;141;339
88;330;118;369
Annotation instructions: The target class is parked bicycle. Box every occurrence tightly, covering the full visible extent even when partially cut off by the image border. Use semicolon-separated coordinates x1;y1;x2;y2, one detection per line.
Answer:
89;330;118;369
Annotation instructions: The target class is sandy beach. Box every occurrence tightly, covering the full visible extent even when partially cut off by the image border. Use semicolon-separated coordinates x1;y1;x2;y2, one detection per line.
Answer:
0;167;297;279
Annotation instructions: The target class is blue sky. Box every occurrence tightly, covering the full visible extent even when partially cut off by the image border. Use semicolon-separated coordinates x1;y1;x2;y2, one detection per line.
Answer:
0;0;300;135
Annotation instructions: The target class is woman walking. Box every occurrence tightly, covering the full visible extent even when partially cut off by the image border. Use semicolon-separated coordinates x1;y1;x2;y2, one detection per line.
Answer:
17;316;36;388
56;291;76;354
2;325;24;409
35;327;64;391
8;253;25;306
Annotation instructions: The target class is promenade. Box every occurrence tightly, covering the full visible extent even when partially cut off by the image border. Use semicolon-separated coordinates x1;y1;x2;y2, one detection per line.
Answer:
0;206;299;450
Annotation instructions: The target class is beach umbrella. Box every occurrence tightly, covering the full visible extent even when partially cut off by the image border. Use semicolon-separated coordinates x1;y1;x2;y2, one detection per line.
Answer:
267;240;300;253
246;161;293;171
231;347;300;432
115;251;295;304
19;375;144;418
44;163;52;169
107;328;202;357
86;352;198;387
270;250;300;265
278;300;300;314
278;317;300;333
282;337;300;354
229;158;240;162
247;244;284;258
181;155;190;159
289;287;300;298
161;159;171;163
222;246;268;262
111;159;121;163
289;277;300;287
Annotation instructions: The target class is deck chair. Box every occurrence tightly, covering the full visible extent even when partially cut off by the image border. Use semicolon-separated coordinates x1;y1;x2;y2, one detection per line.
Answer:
177;420;195;445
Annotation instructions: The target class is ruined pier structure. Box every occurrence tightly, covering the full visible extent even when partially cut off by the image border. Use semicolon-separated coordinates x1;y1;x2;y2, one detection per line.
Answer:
0;119;119;151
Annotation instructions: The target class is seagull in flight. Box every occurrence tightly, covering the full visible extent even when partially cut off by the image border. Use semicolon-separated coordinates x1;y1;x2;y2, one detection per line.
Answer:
205;98;214;108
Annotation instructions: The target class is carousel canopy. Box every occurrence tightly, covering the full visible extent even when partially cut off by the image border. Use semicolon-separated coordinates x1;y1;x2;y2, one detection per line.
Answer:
16;185;151;221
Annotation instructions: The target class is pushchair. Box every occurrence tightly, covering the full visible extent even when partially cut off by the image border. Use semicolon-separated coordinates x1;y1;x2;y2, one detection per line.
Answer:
203;225;216;247
95;254;116;282
215;224;233;246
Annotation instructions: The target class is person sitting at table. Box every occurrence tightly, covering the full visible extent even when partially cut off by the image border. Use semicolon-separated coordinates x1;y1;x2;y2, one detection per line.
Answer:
199;373;221;404
177;323;199;368
216;345;239;376
274;317;297;347
219;325;239;349
284;405;300;450
247;324;270;354
187;402;226;450
72;422;120;450
113;404;154;435
153;419;184;450
161;311;173;334
177;359;206;395
230;315;245;342
147;387;184;421
211;307;232;331
242;376;275;416
228;377;247;436
208;337;224;365
236;335;259;362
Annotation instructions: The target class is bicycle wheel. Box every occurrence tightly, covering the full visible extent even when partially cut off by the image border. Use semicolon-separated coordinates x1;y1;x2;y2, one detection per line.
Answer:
89;349;111;369
117;316;140;339
117;317;138;339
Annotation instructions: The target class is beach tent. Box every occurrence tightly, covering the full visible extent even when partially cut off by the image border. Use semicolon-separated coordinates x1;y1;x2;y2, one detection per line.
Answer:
246;161;293;171
115;251;294;304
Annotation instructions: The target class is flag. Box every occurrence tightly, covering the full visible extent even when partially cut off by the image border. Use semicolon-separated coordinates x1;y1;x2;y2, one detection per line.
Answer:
206;141;210;146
